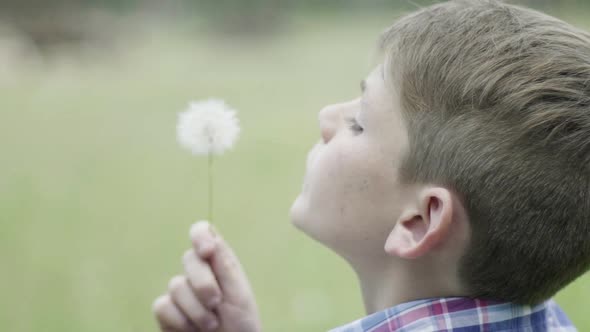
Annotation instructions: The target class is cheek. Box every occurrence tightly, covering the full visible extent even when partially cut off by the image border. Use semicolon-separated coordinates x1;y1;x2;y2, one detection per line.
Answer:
312;144;365;195
295;141;402;255
307;141;395;224
291;138;406;258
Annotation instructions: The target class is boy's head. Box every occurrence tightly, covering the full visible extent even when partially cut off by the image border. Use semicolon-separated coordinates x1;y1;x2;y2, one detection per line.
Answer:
291;0;590;306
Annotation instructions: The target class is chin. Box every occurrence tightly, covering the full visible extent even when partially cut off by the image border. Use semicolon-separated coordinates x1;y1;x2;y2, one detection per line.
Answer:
289;194;308;231
289;193;332;247
289;194;319;236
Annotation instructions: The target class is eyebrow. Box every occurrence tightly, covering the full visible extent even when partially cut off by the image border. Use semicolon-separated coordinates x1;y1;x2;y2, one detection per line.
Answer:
360;79;367;93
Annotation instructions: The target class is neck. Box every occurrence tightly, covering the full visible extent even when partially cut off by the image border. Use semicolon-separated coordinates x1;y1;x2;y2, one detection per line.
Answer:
350;257;465;314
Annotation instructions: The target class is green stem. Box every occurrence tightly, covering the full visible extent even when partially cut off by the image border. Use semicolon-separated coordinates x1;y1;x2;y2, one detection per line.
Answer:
208;152;214;222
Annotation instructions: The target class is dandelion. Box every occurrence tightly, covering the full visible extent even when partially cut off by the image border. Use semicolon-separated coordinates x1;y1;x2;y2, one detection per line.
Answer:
177;98;240;222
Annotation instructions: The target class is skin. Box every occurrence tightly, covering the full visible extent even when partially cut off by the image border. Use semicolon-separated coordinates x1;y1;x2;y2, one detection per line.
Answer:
153;65;471;331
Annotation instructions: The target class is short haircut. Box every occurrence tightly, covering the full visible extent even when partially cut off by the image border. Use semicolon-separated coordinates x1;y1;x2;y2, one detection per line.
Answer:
380;0;590;304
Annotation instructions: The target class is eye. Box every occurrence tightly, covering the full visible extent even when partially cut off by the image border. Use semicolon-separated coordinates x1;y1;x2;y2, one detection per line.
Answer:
346;117;364;134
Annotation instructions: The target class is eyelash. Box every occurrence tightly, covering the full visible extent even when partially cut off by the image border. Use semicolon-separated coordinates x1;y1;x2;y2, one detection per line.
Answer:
346;117;364;134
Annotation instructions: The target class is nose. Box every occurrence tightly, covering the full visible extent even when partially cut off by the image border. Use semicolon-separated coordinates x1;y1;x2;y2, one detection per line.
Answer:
318;104;341;144
318;99;359;143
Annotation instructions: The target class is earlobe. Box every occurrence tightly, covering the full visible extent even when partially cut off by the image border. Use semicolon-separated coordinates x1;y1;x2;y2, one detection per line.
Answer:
384;188;454;259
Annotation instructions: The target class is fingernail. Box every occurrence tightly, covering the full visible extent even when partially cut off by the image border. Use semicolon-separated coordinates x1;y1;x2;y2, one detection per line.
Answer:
206;296;221;309
190;220;209;239
204;317;219;331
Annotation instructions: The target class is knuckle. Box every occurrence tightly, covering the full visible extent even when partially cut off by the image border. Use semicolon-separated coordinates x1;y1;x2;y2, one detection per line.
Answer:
168;275;186;293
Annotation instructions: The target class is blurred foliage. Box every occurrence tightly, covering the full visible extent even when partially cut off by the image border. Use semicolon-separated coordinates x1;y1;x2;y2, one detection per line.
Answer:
0;0;588;12
0;0;589;51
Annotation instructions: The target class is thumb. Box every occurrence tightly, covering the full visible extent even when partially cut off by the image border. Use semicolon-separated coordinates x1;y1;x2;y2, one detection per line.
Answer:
190;221;254;305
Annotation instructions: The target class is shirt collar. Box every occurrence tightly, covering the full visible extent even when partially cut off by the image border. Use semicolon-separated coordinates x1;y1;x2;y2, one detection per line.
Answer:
329;297;576;332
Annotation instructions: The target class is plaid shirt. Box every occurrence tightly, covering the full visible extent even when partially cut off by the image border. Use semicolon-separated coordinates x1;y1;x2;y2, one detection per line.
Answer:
330;297;576;332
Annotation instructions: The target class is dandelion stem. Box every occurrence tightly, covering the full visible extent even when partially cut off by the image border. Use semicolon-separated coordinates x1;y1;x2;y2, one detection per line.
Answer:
208;151;214;222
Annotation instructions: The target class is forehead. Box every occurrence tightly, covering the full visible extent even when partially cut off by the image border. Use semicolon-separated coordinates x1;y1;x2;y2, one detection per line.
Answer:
364;64;396;108
368;65;384;82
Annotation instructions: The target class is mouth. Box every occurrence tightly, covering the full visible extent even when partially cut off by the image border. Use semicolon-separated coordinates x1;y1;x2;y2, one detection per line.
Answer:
302;141;323;191
306;141;323;170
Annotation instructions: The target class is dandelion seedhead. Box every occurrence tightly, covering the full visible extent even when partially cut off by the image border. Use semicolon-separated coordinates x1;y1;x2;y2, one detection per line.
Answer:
177;99;240;155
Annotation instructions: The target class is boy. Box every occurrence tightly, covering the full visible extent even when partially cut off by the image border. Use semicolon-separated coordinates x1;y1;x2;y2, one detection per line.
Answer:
153;0;590;331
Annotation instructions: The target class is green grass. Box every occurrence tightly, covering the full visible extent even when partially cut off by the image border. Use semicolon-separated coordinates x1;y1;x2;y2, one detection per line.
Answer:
1;10;589;332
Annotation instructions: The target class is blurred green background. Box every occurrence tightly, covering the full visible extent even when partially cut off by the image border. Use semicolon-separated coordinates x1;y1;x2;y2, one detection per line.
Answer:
1;1;589;331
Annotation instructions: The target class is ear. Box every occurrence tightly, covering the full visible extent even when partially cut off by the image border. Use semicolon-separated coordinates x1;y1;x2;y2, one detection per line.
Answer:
384;187;455;259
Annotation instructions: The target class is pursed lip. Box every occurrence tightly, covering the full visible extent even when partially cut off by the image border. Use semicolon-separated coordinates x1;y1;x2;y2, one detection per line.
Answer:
302;142;322;192
306;141;323;170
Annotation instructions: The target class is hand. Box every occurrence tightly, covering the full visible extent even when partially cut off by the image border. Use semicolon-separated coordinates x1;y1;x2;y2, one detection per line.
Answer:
153;221;261;332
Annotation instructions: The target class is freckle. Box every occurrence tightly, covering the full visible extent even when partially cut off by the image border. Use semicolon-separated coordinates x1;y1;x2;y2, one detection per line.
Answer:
339;206;345;216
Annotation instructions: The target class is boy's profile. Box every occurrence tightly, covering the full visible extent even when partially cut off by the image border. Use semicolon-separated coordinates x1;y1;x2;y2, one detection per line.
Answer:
153;0;590;331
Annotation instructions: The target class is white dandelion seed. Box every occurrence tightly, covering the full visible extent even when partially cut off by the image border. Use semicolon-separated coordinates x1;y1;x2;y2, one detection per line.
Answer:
177;99;240;155
176;98;241;222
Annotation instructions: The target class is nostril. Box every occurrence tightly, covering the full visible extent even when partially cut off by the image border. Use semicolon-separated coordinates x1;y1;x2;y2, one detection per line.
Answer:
318;104;338;143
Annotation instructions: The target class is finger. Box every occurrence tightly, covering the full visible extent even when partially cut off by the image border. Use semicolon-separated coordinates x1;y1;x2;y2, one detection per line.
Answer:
183;249;223;309
168;275;220;332
190;221;254;303
189;220;218;258
152;294;195;332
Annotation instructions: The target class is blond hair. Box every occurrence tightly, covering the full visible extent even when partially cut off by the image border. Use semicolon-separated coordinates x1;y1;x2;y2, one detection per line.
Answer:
380;0;590;304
